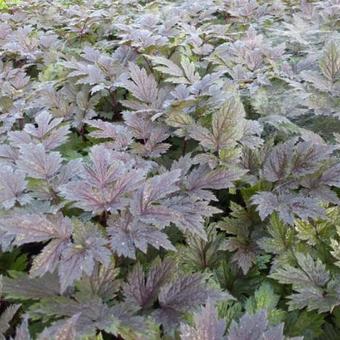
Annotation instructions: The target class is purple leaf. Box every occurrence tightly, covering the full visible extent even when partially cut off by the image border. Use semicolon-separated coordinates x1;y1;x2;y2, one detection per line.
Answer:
2;213;72;246
251;192;279;221
262;140;295;182
119;63;158;104
154;273;215;329
38;313;80;340
186;166;243;200
0;166;30;209
123;258;175;309
58;219;111;292
12;316;31;340
130;170;181;225
180;300;226;340
24;111;70;150
291;142;333;176
17;144;62;179
227;310;285;340
60;145;146;214
108;212;175;259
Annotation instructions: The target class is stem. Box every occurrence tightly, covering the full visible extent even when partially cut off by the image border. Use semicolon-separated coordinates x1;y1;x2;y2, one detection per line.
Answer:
79;17;89;42
18;117;24;130
78;125;88;142
182;139;187;156
99;210;108;227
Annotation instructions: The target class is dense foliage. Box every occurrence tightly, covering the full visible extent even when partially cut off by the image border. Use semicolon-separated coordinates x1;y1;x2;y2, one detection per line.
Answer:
0;0;339;339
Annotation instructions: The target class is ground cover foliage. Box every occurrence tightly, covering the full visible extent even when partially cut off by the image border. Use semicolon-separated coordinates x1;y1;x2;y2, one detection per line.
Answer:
0;0;339;338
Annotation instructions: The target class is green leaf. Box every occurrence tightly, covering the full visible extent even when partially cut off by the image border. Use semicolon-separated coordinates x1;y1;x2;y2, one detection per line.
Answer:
245;282;286;324
285;310;325;339
0;249;27;274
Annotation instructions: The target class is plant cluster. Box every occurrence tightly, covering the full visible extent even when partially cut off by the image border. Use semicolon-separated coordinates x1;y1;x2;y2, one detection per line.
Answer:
0;0;339;339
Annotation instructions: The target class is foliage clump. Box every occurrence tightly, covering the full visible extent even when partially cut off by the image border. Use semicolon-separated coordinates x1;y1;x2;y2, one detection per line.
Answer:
0;0;339;338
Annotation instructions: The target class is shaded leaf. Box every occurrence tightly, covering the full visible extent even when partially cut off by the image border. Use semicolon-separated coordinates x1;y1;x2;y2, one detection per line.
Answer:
180;300;226;340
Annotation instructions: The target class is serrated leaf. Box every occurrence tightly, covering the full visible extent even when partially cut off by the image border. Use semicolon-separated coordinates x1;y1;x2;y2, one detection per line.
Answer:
227;310;285;340
189;97;246;152
130;169;181;226
60;145;146;214
154;273;217;329
12;317;31;340
0;304;21;336
320;41;340;84
119;63;158;104
0;166;30;209
148;56;183;78
108;212;175;259
123;258;175;309
58;219;111;292
180;300;226;340
252;192;325;225
1;213;71;247
16;143;62;180
23;111;70;150
3;272;61;300
38;313;80;340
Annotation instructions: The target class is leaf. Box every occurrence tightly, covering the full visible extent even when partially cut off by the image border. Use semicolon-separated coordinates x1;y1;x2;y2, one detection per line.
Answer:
223;238;257;274
320;41;340;84
189;124;216;151
38;313;80;340
30;218;72;278
189;97;245;152
240;120;263;149
2;272;61;300
227;310;285;340
77;263;121;302
119;63;158;103
60;145;146;214
284;310;324;339
166;197;221;239
130;170;181;226
331;238;340;267
85;119;133;149
12;317;31;340
286;286;340;312
154;273;215;329
269;253;340;312
257;213;294;255
180;57;200;84
177;225;224;271
23;111;70;150
16;143;62;179
123;258;175;309
291;142;333;177
270;253;330;287
107;212;175;259
252;192;325;225
148;56;184;78
185;166;243;201
211;97;245;151
0;166;30;209
295;218;330;246
63;59;106;92
29;296;118;336
180;300;226;340
0;304;21;336
262;140;295;182
251;191;279;221
320;163;340;188
2;213;71;247
245;282;286;324
58;219;111;292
